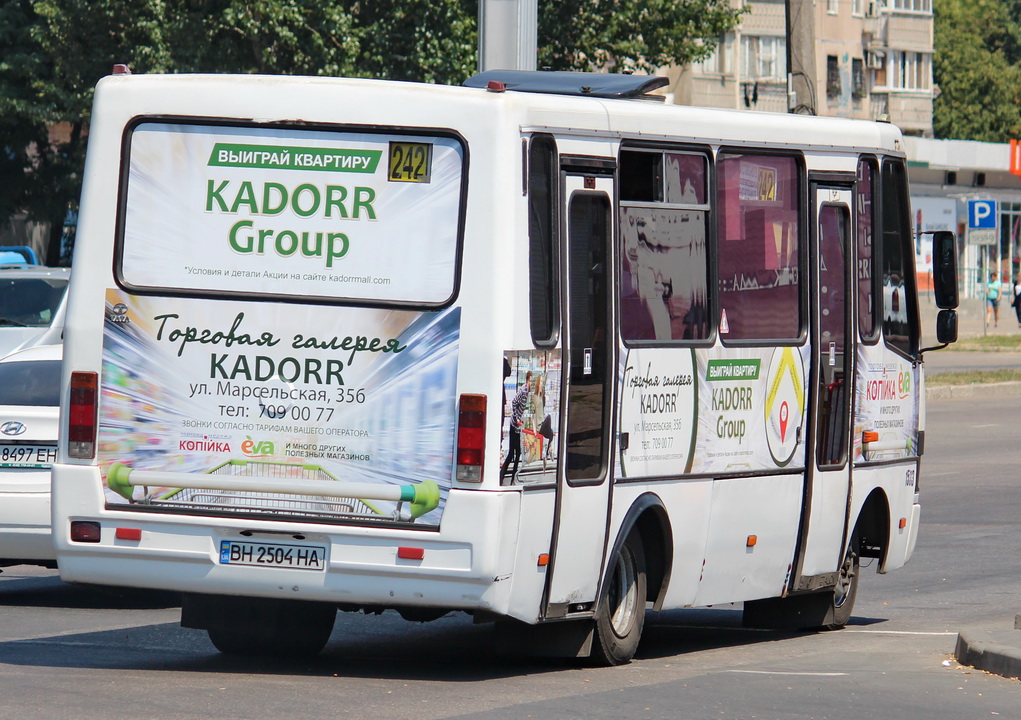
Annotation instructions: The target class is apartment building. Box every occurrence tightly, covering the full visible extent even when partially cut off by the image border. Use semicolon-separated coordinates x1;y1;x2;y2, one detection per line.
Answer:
662;0;934;136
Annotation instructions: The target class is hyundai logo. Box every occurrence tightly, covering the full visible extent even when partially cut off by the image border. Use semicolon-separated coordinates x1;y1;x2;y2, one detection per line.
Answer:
0;421;27;436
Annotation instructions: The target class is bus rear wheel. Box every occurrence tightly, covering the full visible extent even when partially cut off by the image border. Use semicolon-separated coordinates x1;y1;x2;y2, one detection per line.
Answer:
591;532;646;666
204;598;337;657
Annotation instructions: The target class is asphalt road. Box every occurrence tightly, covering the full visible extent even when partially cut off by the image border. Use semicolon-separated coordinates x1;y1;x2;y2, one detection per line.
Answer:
1;393;1019;719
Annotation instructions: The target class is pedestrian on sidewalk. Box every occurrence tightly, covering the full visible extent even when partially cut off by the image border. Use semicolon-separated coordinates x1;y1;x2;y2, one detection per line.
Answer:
1012;274;1021;328
985;271;1002;327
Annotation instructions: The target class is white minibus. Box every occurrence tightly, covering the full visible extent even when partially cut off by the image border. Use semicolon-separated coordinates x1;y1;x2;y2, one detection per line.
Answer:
52;68;958;663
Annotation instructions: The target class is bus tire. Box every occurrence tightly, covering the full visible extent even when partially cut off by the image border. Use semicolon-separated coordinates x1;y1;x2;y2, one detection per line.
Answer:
591;532;646;666
824;535;860;630
207;601;336;657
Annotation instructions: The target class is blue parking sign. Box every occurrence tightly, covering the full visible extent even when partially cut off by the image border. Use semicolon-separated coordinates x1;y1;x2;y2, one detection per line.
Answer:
968;199;997;229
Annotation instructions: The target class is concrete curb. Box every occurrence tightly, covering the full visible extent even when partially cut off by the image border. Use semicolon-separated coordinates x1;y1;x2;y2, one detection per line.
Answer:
955;626;1021;681
926;381;1021;400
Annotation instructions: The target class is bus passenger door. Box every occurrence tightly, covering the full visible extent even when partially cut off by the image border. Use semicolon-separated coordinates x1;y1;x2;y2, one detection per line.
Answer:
544;170;615;619
797;184;854;587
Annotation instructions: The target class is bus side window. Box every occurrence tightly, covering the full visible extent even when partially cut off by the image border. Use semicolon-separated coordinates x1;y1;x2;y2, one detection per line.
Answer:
619;148;710;343
528;135;558;346
879;159;917;356
855;157;878;341
717;152;802;341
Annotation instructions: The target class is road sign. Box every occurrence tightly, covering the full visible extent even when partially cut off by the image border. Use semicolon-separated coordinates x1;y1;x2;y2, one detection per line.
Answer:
968;199;997;229
969;228;996;246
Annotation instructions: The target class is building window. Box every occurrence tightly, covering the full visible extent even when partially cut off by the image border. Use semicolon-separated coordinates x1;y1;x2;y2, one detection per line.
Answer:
852;58;866;99
741;35;786;81
890;50;930;90
826;56;841;98
891;0;931;12
695;34;731;75
852;0;865;15
827;0;839;13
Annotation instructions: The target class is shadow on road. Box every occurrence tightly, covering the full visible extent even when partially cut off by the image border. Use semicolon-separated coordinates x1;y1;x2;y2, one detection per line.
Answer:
0;570;180;610
0;591;896;680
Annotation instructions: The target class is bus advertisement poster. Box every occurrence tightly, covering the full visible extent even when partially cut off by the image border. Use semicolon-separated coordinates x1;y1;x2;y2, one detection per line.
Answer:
118;122;464;306
853;343;918;461
98;288;460;524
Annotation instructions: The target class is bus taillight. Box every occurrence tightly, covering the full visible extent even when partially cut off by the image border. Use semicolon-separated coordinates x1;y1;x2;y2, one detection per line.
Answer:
456;394;486;483
68;371;99;459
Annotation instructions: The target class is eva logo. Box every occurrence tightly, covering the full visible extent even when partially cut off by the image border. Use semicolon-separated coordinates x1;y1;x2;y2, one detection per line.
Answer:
241;436;274;457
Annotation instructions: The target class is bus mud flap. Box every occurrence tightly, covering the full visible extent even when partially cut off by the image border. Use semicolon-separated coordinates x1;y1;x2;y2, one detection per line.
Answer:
742;592;835;630
494;618;594;658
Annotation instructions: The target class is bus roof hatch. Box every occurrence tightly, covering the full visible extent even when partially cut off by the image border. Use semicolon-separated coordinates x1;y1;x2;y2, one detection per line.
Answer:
464;70;669;100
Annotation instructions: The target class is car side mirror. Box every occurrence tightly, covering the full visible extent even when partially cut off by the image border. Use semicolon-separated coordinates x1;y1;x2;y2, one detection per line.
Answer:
931;231;959;309
936;309;958;345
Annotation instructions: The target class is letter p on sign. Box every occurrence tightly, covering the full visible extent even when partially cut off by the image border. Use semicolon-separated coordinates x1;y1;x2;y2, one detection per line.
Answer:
969;199;996;229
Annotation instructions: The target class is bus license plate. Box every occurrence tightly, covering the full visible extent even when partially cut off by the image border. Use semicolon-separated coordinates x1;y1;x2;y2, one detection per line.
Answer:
219;539;327;571
0;444;57;468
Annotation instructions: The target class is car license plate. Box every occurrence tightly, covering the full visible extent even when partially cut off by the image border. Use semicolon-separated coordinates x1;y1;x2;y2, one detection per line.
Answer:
0;444;57;468
219;539;327;571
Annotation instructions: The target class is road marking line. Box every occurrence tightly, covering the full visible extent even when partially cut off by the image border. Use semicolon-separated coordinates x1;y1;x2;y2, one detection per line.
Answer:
726;671;848;676
974;424;999;428
846;630;957;636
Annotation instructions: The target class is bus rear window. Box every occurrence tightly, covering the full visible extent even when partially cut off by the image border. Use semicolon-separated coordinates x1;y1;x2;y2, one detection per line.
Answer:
117;122;465;306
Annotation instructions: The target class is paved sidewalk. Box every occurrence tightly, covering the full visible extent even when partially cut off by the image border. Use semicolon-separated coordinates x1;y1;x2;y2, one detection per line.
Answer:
920;294;1021;344
955;616;1021;681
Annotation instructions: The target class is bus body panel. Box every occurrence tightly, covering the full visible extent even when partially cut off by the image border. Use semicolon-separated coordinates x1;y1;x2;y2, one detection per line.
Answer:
848;463;920;573
692;474;802;606
606;480;713;610
507;487;557;621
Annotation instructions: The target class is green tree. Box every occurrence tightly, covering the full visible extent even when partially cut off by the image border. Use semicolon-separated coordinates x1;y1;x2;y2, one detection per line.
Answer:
2;0;745;263
933;0;1021;142
538;0;746;73
0;0;74;262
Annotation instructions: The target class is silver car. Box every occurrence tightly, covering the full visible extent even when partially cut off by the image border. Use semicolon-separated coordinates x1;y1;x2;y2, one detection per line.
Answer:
0;265;69;358
0;343;61;568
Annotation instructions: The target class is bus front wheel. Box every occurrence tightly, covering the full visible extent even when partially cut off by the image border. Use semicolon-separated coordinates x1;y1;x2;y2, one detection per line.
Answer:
591;532;647;666
824;538;860;630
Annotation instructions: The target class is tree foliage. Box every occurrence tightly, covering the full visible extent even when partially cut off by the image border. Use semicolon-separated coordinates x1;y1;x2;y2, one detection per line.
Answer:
933;0;1021;142
0;0;70;229
538;0;746;73
1;0;744;262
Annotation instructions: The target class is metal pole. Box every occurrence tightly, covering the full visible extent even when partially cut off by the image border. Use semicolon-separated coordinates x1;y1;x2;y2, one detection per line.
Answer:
786;0;794;112
479;0;537;73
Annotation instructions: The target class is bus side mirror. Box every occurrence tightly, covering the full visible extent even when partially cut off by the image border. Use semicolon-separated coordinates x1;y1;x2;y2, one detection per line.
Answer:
936;309;958;345
932;230;959;309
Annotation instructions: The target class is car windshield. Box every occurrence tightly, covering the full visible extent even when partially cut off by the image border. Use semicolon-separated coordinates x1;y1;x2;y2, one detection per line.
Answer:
0;278;67;328
0;359;61;406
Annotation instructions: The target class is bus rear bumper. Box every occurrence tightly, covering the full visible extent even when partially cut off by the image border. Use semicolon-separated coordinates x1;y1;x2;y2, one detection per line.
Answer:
52;464;524;617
